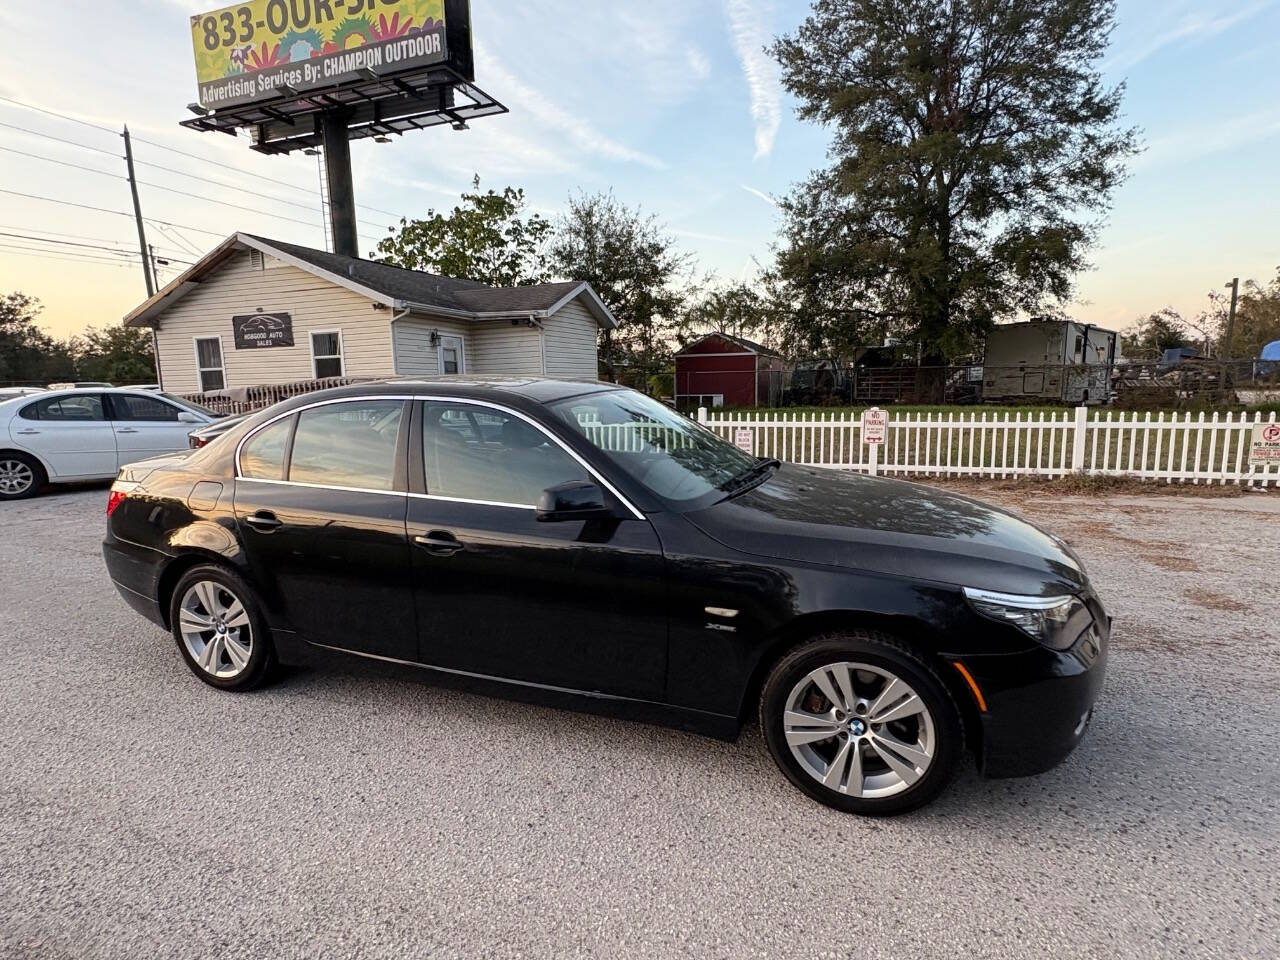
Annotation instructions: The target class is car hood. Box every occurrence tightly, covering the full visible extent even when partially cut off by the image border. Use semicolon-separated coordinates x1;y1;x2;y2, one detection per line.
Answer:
684;465;1086;596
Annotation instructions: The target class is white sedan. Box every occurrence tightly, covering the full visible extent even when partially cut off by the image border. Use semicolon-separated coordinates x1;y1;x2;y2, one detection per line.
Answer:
0;388;222;500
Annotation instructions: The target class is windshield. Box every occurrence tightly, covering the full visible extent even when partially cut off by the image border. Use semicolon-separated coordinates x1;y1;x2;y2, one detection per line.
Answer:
161;393;222;418
549;390;759;505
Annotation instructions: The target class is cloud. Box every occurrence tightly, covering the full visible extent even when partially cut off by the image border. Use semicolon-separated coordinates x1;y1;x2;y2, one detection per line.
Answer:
740;184;780;207
725;0;782;159
1138;105;1280;169
474;42;666;170
1105;1;1275;72
686;45;712;81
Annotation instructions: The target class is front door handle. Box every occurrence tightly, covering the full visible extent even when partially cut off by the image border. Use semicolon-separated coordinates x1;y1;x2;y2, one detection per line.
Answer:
115;428;140;434
413;531;463;556
15;429;40;436
244;511;283;532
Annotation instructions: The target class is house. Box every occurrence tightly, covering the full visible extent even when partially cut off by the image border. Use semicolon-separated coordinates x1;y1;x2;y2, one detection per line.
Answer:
674;332;785;410
123;233;617;394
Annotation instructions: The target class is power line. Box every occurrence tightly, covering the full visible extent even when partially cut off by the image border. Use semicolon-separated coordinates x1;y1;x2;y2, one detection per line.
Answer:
0;92;409;223
0;119;120;157
0;231;194;264
0;145;324;227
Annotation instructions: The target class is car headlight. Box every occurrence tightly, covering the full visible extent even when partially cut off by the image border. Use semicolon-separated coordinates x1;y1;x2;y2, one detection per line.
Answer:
962;587;1089;651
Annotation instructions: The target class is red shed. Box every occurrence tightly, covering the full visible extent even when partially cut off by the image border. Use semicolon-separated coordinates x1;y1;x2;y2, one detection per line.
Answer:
675;333;785;409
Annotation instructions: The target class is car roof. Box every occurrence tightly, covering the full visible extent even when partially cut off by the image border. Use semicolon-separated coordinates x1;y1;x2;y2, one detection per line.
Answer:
266;376;624;412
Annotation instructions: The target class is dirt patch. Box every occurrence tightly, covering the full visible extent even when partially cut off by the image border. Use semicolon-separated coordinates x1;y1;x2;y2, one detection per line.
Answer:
1183;588;1249;612
919;475;1258;500
1144;553;1200;572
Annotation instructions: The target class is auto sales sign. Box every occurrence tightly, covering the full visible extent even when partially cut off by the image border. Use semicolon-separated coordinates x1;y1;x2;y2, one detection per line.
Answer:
1250;422;1280;466
191;0;448;109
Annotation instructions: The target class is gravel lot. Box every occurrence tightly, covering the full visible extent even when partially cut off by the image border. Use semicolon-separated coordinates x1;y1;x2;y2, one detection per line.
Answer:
2;484;1278;960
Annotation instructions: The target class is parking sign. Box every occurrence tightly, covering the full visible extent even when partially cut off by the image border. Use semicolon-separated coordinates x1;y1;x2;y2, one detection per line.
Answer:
1251;422;1280;465
862;407;888;445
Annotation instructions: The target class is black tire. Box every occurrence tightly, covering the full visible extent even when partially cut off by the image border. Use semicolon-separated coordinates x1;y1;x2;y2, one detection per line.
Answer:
0;452;46;500
168;564;276;691
759;631;963;816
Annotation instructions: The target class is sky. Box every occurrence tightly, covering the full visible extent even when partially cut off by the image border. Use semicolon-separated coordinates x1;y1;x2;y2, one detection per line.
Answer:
0;0;1278;340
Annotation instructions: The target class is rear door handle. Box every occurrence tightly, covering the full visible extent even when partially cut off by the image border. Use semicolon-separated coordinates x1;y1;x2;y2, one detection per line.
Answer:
244;511;283;532
413;531;463;556
15;429;40;436
115;428;140;434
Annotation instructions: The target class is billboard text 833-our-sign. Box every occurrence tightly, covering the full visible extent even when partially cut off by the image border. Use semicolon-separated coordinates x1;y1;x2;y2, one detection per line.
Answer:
191;0;447;109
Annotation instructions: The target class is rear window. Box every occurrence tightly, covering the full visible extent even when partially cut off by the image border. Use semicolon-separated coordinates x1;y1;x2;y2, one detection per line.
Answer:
288;401;404;490
239;416;293;481
20;395;105;421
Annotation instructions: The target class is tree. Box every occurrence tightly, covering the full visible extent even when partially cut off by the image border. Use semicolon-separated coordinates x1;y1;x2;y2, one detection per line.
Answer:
549;191;690;384
0;292;75;384
1121;308;1193;358
770;0;1138;362
71;325;156;384
679;282;778;346
370;178;553;287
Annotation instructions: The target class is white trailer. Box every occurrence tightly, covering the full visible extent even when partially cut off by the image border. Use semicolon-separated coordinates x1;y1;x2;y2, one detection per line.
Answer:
983;320;1117;404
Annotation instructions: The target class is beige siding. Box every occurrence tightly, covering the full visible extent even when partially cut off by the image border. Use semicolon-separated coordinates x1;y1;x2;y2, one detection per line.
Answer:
154;250;395;393
470;320;543;375
393;316;472;376
542;299;601;379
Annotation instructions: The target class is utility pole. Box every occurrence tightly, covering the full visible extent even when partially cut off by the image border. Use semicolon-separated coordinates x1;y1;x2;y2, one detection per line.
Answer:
122;125;155;297
1224;277;1239;358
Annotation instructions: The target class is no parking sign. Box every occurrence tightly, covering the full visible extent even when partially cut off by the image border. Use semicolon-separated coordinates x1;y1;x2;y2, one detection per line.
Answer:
1251;422;1280;466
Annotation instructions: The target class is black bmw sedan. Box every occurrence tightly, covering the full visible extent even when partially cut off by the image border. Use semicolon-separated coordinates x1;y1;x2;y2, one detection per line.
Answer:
103;378;1107;815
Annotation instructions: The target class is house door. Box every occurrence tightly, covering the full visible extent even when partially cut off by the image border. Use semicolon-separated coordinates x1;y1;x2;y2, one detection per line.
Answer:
438;335;464;375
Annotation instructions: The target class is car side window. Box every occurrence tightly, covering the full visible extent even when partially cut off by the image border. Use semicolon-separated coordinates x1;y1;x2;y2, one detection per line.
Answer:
422;402;588;506
289;401;405;491
19;394;106;422
239;416;294;481
110;394;182;422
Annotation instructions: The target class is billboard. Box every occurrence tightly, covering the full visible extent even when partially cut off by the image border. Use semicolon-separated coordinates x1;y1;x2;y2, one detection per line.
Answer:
191;0;449;109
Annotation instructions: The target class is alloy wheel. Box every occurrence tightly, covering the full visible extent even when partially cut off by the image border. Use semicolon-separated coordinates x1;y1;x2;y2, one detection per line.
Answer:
782;661;936;799
178;580;253;679
0;458;35;496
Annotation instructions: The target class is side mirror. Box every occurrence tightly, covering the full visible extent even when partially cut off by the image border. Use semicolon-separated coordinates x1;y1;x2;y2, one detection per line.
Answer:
536;480;613;523
177;411;201;424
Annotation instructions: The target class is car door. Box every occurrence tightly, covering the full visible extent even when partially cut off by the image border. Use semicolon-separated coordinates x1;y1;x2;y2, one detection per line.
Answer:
106;392;202;465
232;398;418;662
406;399;668;701
9;393;117;479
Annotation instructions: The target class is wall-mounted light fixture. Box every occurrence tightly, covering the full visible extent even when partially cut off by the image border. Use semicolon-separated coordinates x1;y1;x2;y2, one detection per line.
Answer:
429;329;441;347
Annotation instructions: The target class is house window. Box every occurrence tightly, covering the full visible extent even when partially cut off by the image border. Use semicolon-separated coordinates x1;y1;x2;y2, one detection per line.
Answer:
195;337;225;392
438;335;464;375
311;331;344;379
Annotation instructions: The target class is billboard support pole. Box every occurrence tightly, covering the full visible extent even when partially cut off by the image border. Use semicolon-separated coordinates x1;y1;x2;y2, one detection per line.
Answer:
321;111;359;258
122;125;155;297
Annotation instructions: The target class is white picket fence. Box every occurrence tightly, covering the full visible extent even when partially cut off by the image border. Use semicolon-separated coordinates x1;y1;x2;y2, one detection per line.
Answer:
696;408;1280;487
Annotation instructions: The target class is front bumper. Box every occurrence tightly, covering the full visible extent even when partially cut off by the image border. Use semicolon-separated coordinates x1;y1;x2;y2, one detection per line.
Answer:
963;609;1109;778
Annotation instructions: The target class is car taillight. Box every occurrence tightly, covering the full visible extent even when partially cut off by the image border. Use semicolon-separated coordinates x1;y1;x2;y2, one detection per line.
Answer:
107;480;138;516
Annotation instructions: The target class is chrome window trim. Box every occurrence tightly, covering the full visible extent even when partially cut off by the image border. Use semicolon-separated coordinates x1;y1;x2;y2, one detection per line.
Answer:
234;393;645;520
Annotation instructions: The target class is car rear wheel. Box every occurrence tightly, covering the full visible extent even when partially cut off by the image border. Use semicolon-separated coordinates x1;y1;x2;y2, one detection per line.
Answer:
170;565;275;691
760;631;963;815
0;453;45;500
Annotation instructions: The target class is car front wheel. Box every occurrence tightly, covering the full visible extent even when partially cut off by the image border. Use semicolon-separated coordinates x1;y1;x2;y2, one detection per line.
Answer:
760;631;963;816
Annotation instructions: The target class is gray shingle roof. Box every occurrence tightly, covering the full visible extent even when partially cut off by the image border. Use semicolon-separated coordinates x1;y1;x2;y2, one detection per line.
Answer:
249;236;585;316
